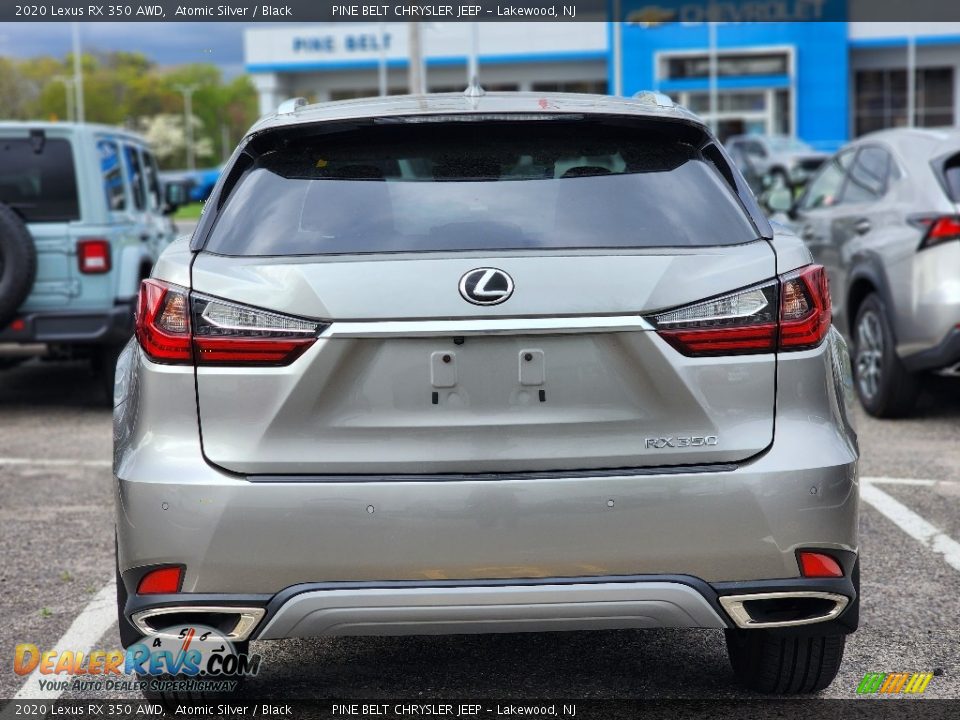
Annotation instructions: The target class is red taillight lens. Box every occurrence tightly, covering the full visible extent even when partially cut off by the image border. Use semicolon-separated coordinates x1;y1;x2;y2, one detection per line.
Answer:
779;265;831;350
798;551;844;578
135;279;192;363
649;264;831;356
193;337;315;365
913;214;960;249
652;282;779;356
137;566;183;595
77;239;111;274
135;281;322;366
191;295;321;366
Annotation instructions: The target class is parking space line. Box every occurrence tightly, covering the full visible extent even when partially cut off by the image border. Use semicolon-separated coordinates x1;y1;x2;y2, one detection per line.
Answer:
0;457;111;468
861;481;960;573
12;582;116;701
862;476;938;486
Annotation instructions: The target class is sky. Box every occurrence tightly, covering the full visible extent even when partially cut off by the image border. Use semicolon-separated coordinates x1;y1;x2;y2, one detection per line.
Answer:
0;22;252;76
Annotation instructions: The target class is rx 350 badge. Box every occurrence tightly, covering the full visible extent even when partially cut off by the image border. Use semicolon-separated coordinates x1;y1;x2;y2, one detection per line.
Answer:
645;435;719;449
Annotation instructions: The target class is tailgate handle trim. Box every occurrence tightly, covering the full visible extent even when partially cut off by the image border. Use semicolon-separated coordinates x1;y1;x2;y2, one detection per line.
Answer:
325;316;654;338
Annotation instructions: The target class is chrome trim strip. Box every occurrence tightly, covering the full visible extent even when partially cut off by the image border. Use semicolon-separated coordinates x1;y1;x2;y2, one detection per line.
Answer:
131;606;266;642
325;315;654;339
719;591;849;629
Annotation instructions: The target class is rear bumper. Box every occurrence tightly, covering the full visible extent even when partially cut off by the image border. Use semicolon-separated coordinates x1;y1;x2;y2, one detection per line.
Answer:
0;302;134;345
120;568;860;642
115;330;859;638
902;327;960;374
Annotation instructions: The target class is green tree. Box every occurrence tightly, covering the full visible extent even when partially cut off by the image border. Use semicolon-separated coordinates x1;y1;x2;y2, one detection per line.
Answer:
0;51;257;169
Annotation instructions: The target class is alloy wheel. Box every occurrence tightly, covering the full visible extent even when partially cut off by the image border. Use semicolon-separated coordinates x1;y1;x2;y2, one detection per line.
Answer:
855;310;884;400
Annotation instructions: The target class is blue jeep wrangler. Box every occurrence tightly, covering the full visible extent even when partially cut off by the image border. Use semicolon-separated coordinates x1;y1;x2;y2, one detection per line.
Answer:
0;123;183;398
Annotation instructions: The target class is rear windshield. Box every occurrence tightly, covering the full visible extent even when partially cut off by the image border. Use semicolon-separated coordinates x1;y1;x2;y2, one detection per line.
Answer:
941;153;960;202
205;119;758;256
0;137;80;222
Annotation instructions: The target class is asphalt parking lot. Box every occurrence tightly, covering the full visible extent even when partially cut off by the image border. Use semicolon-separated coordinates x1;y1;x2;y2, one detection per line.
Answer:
1;356;958;702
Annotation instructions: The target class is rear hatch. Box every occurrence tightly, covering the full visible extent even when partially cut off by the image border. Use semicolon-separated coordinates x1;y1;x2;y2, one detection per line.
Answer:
191;115;777;475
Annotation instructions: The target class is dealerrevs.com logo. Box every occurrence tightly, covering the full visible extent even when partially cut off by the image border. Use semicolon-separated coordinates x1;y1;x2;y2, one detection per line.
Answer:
856;670;940;695
14;624;260;694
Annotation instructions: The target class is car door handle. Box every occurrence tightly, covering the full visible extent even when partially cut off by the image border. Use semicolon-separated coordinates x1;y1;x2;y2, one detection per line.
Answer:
854;218;871;235
801;226;815;241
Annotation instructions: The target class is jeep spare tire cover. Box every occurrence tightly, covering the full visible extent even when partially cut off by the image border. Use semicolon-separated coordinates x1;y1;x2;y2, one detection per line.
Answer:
0;202;37;328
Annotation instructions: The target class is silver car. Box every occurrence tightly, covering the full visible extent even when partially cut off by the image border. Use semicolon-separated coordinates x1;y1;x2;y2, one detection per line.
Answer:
770;127;960;417
114;92;860;696
725;134;828;190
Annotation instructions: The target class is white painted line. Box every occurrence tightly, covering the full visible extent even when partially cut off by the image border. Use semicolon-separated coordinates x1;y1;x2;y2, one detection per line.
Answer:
860;482;960;574
862;476;937;487
0;457;111;468
12;582;117;701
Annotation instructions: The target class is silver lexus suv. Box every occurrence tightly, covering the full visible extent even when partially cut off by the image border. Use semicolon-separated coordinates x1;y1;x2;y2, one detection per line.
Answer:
770;127;960;417
114;92;860;696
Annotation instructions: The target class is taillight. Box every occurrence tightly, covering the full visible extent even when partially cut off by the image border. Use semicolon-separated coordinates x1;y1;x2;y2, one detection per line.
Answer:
911;214;960;249
77;238;111;274
191;295;321;366
135;279;324;366
648;264;831;356
135;279;192;363
779;265;831;350
651;281;779;356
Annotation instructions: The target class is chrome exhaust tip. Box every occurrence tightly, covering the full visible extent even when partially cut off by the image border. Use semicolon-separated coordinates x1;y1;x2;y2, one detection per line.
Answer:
719;591;848;629
131;606;265;642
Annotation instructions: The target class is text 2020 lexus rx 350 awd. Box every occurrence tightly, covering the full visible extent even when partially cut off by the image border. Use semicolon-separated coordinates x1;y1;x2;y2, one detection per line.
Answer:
114;92;859;694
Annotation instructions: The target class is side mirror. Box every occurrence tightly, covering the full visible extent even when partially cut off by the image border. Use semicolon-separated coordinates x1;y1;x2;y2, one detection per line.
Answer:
163;181;189;214
766;187;794;214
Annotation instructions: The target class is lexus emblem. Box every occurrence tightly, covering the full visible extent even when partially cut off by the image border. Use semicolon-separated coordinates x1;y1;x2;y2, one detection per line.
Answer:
459;268;514;306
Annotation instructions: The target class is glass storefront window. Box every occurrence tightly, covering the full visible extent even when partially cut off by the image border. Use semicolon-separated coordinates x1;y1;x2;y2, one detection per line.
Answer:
854;67;954;136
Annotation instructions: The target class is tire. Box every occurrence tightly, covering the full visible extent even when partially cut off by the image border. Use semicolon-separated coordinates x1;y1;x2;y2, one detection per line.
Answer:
852;293;918;417
0;202;37;328
725;629;846;694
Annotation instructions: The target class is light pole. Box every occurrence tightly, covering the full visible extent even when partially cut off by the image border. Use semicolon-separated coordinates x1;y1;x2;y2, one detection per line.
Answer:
467;22;480;87
174;84;199;171
907;33;916;128
408;22;425;94
71;22;85;123
377;21;388;96
708;21;718;135
52;75;75;122
612;0;622;96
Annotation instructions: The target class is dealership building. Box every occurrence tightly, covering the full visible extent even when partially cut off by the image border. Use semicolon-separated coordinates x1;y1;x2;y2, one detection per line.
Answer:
245;20;960;149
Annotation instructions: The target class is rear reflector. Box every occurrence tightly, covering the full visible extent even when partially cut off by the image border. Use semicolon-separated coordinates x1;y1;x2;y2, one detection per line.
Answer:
798;551;844;578
77;239;111;274
137;566;183;595
649;264;831;356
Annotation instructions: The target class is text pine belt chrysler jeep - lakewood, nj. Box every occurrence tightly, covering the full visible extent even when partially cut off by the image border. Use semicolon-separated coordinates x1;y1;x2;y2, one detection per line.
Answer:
114;91;860;697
